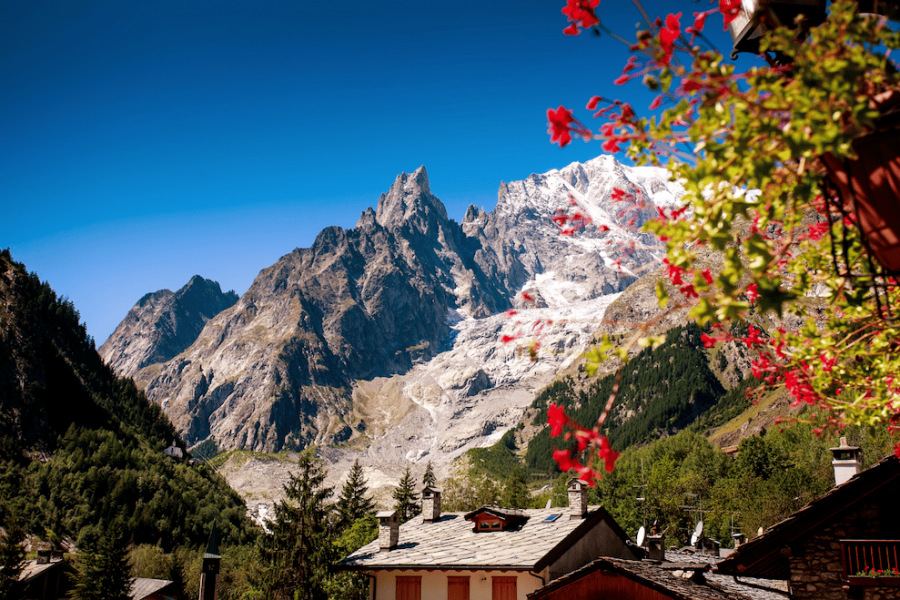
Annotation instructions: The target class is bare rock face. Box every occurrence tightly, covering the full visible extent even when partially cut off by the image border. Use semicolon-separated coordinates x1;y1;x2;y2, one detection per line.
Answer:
106;156;684;457
99;276;238;377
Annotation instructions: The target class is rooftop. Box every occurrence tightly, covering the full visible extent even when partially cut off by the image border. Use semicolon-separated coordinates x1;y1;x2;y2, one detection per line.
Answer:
339;506;625;571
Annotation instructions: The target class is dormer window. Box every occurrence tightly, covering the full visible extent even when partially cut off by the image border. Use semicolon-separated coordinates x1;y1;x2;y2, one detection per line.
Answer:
464;506;528;532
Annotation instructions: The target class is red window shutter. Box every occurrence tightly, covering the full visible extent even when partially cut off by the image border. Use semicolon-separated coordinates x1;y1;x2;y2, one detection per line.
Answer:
448;576;470;600
492;576;517;600
396;576;421;600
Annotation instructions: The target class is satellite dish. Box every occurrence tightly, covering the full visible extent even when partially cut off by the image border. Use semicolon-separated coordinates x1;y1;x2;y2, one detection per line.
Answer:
691;521;703;546
545;498;552;509
636;526;646;547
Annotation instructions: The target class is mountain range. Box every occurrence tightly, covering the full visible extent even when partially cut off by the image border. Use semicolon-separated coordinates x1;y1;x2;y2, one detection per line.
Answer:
99;156;683;460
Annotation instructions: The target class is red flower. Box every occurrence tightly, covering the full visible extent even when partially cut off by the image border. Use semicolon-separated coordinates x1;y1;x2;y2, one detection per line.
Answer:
701;332;717;348
522;291;534;302
561;0;600;34
614;74;631;86
691;11;709;33
807;222;829;241
598;436;620;472
586;96;603;110
553;448;577;471
658;13;682;64
602;138;622;153
745;284;760;304
719;0;742;29
547;106;576;147
662;257;685;285
548;402;568;437
702;269;714;285
679;283;698;299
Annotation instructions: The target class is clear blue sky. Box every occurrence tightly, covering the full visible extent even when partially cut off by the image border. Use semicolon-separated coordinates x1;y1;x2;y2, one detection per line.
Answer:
1;0;738;344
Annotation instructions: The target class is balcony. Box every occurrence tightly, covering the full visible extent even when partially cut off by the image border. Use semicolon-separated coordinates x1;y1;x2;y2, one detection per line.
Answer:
841;540;900;587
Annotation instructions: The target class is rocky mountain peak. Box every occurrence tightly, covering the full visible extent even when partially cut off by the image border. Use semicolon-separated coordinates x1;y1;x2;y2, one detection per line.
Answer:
375;165;448;230
99;276;238;377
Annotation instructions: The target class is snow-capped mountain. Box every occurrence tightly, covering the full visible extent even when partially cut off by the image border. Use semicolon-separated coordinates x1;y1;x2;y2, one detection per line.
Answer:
102;155;682;481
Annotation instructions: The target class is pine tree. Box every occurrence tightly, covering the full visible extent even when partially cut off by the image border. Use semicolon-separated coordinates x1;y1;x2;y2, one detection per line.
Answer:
254;450;335;600
73;523;133;600
501;468;529;509
392;467;419;522
0;524;26;600
336;460;375;532
422;461;436;489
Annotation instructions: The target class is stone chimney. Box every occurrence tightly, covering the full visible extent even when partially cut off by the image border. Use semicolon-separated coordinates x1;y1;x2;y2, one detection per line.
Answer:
378;510;400;551
567;478;587;519
647;535;665;561
421;486;441;522
829;437;862;486
732;532;746;549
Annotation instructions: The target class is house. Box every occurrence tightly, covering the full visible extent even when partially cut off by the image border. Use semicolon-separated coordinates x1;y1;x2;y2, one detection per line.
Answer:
338;480;640;600
18;551;76;600
526;556;750;600
163;441;183;460
130;578;180;600
716;439;900;600
526;551;788;600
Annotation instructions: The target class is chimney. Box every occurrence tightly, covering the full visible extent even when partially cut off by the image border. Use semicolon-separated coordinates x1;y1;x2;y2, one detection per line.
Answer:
422;486;441;522
567;478;587;519
732;532;746;549
378;510;400;551
647;535;665;561
829;437;861;486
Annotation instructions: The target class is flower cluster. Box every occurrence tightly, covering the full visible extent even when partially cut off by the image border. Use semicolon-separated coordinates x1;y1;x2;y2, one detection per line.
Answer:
548;402;620;485
548;0;900;455
856;566;900;578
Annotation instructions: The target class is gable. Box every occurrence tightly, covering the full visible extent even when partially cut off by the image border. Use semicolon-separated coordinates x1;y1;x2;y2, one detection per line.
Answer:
716;455;900;579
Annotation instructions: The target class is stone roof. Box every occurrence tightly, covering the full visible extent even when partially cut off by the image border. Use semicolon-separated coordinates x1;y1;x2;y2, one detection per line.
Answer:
529;556;752;600
130;577;175;600
339;506;623;571
665;550;789;600
716;454;900;579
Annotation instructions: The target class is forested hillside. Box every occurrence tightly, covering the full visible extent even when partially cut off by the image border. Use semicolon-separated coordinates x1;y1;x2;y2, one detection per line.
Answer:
0;249;256;549
526;323;730;472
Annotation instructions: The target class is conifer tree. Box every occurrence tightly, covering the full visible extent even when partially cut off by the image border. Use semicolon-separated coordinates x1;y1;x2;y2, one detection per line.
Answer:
422;461;436;489
336;460;375;532
73;523;133;600
254;450;335;600
392;466;419;522
501;468;529;509
0;523;26;600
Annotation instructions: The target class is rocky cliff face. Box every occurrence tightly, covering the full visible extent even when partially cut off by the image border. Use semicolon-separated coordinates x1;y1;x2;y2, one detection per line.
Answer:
99;276;238;377
104;156;684;456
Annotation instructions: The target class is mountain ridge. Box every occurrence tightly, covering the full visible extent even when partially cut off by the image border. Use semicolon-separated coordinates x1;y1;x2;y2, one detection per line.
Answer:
103;155;683;458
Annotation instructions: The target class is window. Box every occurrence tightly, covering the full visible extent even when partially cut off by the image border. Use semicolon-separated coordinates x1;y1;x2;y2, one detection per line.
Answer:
396;576;421;600
492;576;517;600
448;576;470;600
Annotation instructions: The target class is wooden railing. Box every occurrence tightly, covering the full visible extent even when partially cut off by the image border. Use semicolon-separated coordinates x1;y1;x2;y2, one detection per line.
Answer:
841;540;900;584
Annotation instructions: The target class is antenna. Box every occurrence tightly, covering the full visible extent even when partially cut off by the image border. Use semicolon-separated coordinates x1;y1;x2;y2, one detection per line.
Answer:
690;521;703;546
636;526;646;547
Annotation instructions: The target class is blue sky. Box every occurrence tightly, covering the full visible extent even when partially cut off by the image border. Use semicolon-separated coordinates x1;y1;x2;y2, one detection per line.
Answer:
1;0;734;344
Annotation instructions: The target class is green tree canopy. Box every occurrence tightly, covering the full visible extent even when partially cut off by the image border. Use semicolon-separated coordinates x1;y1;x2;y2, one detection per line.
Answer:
336;460;375;532
392;467;419;522
253;450;335;600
